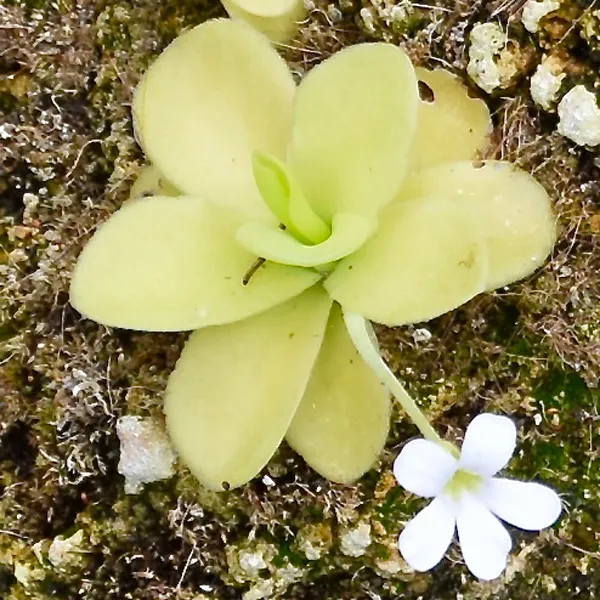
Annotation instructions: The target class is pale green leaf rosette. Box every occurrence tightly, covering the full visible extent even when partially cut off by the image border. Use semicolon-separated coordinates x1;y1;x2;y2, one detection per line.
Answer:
70;18;557;490
325;196;488;326
409;67;492;172
128;165;179;201
288;43;419;221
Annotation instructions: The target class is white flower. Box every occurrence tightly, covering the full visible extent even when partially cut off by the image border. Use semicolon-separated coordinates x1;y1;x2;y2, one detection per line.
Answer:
393;414;562;580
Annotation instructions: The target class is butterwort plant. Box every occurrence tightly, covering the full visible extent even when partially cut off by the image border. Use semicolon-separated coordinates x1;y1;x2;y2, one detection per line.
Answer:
70;18;556;491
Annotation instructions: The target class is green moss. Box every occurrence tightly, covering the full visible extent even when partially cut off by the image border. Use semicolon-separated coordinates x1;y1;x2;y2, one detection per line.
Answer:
392;13;427;37
376;487;411;529
535;367;592;410
1;0;599;598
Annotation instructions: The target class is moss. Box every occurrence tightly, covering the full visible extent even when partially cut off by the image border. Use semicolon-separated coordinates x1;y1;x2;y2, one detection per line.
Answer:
1;0;599;598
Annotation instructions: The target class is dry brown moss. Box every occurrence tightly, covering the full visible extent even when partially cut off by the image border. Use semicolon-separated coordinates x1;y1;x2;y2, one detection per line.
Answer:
1;0;599;598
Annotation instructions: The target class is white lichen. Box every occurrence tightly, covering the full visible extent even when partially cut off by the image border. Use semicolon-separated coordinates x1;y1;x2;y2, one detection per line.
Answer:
340;521;372;557
240;560;304;599
299;538;321;560
296;524;332;561
359;0;414;32
22;192;39;223
8;248;28;265
276;563;305;585
243;580;274;600
48;530;85;569
227;542;276;584
521;0;560;34
261;474;276;487
375;555;404;575
116;416;176;494
467;23;518;94
13;562;45;587
530;56;566;111
557;85;600;147
32;540;46;565
359;7;376;33
412;327;432;343
238;549;268;577
581;9;600;42
326;4;342;23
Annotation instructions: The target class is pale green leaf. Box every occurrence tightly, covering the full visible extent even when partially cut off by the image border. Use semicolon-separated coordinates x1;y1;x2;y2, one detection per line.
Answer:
165;286;332;490
252;151;330;244
325;196;487;325
399;161;556;290
70;195;321;331
409;68;492;172
236;213;377;268
286;304;390;483
221;0;306;43
288;43;419;221
128;165;179;201
133;19;295;221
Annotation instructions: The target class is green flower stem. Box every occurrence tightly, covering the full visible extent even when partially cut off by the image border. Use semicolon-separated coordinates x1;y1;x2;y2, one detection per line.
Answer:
343;311;445;446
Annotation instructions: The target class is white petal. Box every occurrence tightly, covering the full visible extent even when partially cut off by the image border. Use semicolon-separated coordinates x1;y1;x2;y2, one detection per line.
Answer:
398;496;456;572
456;494;512;581
459;414;516;477
481;478;562;531
394;439;458;498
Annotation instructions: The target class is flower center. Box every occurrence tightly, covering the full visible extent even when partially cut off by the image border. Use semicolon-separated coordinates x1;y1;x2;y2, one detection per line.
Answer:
444;468;484;500
235;151;377;269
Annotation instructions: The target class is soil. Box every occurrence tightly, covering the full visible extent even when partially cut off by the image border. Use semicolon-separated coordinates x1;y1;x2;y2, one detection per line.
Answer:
1;0;599;598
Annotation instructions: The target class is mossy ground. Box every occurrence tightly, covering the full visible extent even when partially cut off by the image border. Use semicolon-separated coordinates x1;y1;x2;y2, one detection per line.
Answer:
1;0;599;598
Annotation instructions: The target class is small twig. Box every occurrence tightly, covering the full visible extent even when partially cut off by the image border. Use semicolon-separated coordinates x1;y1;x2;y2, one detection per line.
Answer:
242;257;266;286
563;542;600;560
0;529;30;540
556;0;598;45
490;0;528;18
65;139;102;182
106;356;115;415
276;42;322;55
410;2;453;12
176;543;197;590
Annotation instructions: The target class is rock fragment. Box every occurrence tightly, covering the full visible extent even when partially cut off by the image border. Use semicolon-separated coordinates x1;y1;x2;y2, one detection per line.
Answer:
116;416;176;493
521;0;560;34
557;85;600;147
467;23;521;94
340;521;372;557
530;55;566;110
